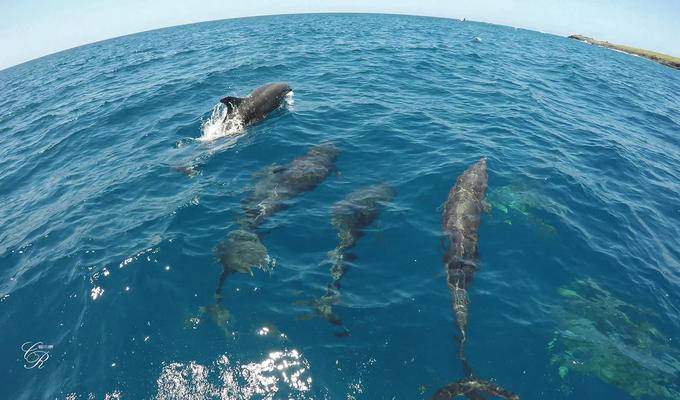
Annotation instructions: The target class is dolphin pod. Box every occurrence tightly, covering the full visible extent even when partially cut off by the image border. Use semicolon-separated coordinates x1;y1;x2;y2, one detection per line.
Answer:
199;83;521;398
220;82;292;126
433;158;519;400
301;183;393;335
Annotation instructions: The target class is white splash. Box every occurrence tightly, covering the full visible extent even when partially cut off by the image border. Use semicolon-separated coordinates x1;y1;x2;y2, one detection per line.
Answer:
91;286;104;301
285;90;295;110
257;326;270;336
198;103;245;142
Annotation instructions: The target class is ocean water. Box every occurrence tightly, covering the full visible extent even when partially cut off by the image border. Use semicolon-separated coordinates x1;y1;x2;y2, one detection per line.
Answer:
1;13;679;400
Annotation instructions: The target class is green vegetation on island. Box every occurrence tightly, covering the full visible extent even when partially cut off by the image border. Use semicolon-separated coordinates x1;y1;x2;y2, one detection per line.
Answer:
568;35;680;70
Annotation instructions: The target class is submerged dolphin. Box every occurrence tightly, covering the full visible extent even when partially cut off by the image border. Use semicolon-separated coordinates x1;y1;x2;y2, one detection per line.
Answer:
432;158;519;400
442;158;488;346
220;82;292;126
306;184;393;332
240;143;338;230
213;144;339;309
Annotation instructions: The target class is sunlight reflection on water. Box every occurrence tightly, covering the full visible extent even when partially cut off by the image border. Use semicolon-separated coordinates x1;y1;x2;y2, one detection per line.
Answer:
156;348;313;400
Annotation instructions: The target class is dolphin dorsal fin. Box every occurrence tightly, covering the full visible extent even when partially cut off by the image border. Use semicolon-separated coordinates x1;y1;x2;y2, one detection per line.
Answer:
220;96;245;113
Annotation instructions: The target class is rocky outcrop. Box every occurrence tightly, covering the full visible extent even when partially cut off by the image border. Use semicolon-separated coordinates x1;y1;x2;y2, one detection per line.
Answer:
568;34;680;71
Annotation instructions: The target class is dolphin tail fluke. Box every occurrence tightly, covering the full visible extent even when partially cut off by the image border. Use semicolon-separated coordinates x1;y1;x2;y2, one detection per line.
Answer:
432;348;520;400
220;96;245;114
431;376;520;400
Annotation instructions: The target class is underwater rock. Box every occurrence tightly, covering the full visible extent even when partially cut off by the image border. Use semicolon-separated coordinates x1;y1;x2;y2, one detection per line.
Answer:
487;183;557;235
548;279;680;399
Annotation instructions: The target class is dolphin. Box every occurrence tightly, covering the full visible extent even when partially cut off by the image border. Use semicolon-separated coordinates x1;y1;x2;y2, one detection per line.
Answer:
432;158;520;400
442;158;488;346
175;83;292;177
305;184;393;333
239;143;338;230
211;144;339;318
220;82;292;126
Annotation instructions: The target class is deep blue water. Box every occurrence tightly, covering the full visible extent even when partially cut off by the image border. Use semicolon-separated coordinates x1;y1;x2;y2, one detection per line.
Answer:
1;13;679;400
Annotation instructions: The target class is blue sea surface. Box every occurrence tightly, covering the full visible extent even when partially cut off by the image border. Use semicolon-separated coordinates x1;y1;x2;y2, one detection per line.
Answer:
1;13;679;400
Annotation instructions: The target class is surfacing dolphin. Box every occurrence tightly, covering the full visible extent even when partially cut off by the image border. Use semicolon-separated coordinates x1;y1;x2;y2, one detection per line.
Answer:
432;158;519;400
175;83;292;177
220;82;292;126
212;144;339;315
304;183;393;334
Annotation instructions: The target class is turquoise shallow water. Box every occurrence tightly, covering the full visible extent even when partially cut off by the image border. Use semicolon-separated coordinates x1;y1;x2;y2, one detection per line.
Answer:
1;13;679;400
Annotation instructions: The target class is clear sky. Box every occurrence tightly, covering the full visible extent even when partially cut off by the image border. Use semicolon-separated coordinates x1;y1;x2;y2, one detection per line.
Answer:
1;0;678;70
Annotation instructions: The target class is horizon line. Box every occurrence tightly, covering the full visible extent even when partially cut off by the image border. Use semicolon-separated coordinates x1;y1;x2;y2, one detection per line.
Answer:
1;11;569;72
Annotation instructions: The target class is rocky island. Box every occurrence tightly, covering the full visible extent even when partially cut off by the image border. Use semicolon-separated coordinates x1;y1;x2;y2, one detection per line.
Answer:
568;35;680;71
